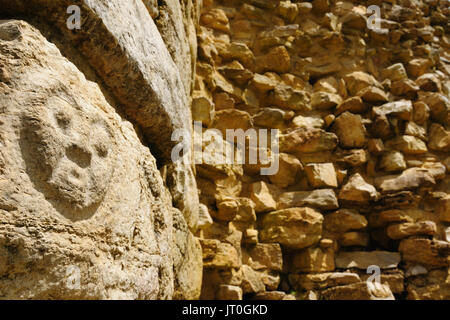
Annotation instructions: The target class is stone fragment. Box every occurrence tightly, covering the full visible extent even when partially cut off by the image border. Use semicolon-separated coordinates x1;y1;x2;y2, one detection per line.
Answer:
212;109;253;135
268;85;311;111
216;42;255;68
292;115;324;129
407;269;450;300
269;153;302;188
216;285;243;300
368;139;384;155
385;135;428;154
399;239;450;268
332;112;366;148
253;291;287;300
257;46;291;73
358;86;389;103
292;247;335;272
250;181;278;213
428;123;450;152
380;151;407;173
339;174;378;204
413;101;430;124
241;265;266;294
243;243;283;271
276;1;299;22
311;92;342;110
335;251;401;269
304;163;338;188
382;63;408;82
343;71;382;96
423;93;449;125
323;209;368;233
335;96;366;115
253;108;286;129
391;79;419;97
321;282;395;300
374;168;435;193
372;100;413;120
386;221;437;240
289;272;360;291
200;239;240;269
416;73;442;92
279;128;338;153
260;207;323;249
192;94;214;126
201;8;230;33
277;189;339;210
437;195;450;223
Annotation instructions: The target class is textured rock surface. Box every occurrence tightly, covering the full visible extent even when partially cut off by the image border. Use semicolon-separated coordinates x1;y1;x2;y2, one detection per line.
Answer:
0;21;177;299
193;0;450;301
0;0;201;232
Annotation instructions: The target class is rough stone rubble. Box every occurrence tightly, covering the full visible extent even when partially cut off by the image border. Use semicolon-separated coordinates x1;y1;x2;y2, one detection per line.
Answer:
194;0;450;300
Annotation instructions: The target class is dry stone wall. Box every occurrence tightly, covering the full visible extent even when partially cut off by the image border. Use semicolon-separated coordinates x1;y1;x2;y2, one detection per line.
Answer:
194;0;450;300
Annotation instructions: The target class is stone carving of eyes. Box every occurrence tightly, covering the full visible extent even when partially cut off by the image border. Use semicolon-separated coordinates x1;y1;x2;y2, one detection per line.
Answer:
54;110;72;132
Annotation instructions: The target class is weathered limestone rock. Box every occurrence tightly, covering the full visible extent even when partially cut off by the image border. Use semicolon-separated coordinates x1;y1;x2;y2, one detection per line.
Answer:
200;239;240;269
172;208;203;299
386;221;437;240
0;20;192;299
437;195;450;223
428;123;450;152
241;265;266;294
243;244;283;272
382;63;408;82
343;71;382;96
335;251;401;270
200;8;230;33
256;46;291;73
407;269;450;300
374;168;436;193
332;112;367;148
305;163;338;188
380;151;407;173
250;181;278;213
260;207;323;249
268;85;311;111
279;128;338;153
323;209;368;233
321;282;395;300
291;247;335;273
335;96;366;115
385;135;428;154
277;190;339;211
311;92;342;110
339;174;378;204
292;114;324;129
399;239;450;268
216;285;243;300
373;100;413;120
289;272;361;291
155;0;201;95
269;153;302;188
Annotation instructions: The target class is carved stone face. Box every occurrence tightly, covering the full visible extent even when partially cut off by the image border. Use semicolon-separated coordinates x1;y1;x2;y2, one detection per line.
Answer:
22;96;114;212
